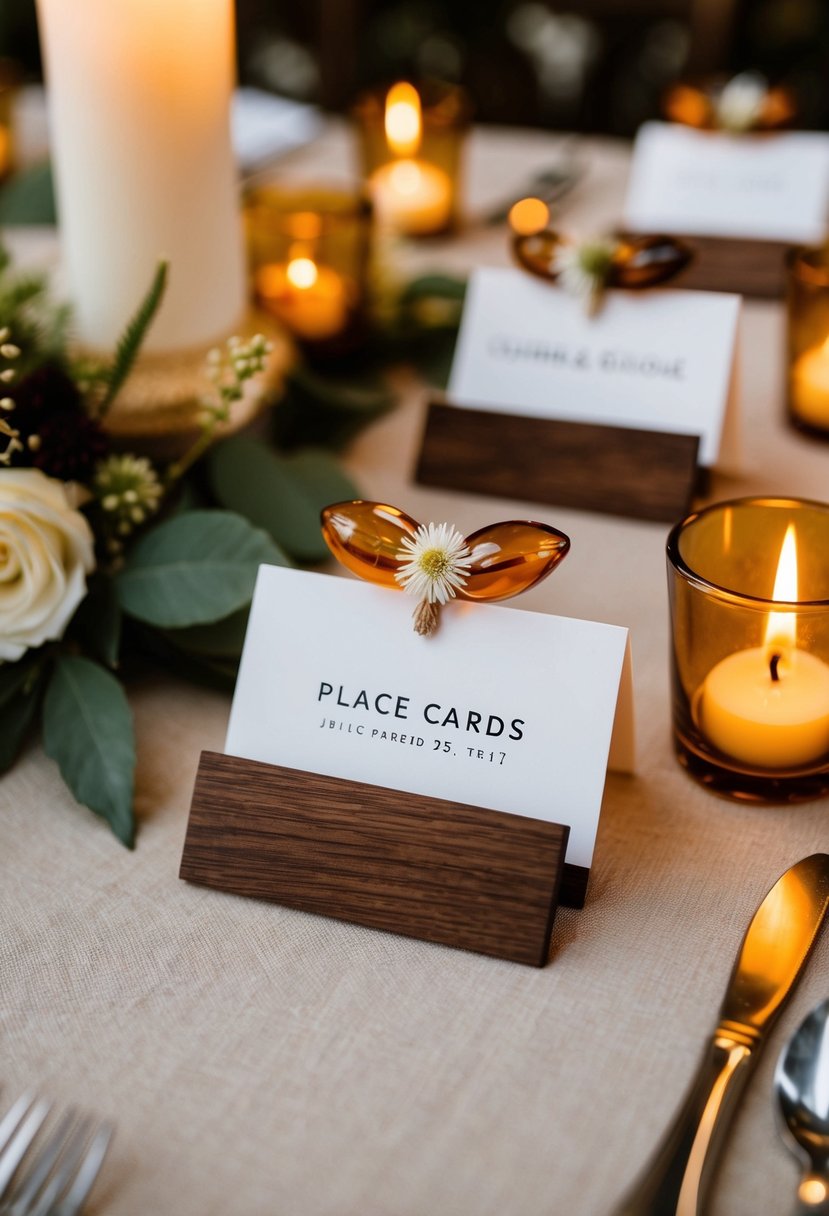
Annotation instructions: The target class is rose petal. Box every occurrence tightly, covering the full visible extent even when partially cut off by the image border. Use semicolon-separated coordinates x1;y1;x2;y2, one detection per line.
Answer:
0;469;96;661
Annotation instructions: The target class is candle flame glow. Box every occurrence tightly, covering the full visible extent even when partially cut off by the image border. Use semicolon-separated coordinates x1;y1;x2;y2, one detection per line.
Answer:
385;160;427;197
385;82;422;157
286;257;319;291
764;523;798;651
508;197;550;236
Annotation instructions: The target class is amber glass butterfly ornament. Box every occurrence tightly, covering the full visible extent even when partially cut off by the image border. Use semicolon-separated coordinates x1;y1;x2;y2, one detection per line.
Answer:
663;75;796;133
322;501;570;636
508;197;693;317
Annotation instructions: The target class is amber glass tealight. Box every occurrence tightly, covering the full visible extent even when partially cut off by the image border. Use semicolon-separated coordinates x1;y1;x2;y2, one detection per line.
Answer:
352;80;470;238
787;246;829;439
667;497;829;803
243;182;372;358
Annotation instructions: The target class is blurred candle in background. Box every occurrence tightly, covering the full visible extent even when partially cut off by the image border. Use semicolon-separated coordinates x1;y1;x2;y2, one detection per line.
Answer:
368;83;453;237
791;336;829;430
35;0;246;354
256;255;349;342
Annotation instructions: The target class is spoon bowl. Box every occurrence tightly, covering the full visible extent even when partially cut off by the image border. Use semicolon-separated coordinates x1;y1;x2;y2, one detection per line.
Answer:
775;997;829;1214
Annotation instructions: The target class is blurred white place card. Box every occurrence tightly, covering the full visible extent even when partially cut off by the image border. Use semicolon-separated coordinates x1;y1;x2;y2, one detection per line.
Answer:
225;567;634;903
447;267;740;470
624;121;829;244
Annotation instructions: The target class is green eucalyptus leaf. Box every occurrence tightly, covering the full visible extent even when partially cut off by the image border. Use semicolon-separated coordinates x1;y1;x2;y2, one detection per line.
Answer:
129;621;239;692
287;449;359;507
0;162;57;226
272;366;396;451
68;575;122;667
115;509;289;628
207;436;355;563
399;273;467;304
0;656;49;772
42;656;135;847
0;648;46;711
165;606;250;658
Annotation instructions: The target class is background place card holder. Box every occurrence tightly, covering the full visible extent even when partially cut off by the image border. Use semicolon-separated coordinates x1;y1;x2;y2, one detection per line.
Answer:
669;235;790;298
180;750;576;967
415;399;701;523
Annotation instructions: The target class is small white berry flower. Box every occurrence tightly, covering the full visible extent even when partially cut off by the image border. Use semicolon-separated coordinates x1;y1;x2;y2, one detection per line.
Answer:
715;73;767;133
551;237;617;316
395;522;471;636
93;453;163;539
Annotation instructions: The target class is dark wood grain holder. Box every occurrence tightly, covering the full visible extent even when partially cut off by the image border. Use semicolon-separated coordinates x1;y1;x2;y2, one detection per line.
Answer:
674;235;790;298
416;400;701;523
180;750;577;967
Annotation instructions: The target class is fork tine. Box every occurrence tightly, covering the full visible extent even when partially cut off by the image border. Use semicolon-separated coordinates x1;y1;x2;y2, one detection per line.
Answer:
5;1110;79;1216
0;1096;37;1159
50;1121;114;1216
0;1101;50;1200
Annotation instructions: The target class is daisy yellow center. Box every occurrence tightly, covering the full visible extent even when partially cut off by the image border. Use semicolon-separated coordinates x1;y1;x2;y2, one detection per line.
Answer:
418;547;451;579
577;242;614;278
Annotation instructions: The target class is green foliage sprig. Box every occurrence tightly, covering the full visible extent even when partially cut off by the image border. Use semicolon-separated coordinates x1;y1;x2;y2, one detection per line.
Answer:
0;247;466;848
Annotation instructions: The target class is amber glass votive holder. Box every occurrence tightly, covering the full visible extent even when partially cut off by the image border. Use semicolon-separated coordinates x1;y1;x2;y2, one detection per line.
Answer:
352;80;471;238
0;59;19;183
667;497;829;803
787;246;829;439
244;182;372;359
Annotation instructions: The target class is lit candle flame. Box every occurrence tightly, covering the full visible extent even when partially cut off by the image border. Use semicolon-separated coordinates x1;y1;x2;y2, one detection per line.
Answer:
385;82;422;158
286;257;319;291
764;523;798;654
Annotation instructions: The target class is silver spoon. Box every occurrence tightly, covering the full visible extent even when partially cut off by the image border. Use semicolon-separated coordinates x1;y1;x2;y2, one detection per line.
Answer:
775;997;829;1215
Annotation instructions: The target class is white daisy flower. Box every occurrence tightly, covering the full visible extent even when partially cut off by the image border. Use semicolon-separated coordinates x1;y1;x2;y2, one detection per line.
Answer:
715;73;767;133
395;522;471;635
551;238;617;315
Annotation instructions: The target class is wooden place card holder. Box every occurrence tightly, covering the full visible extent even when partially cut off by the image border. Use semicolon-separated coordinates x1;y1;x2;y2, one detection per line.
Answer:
180;750;574;967
415;400;701;523
676;235;790;298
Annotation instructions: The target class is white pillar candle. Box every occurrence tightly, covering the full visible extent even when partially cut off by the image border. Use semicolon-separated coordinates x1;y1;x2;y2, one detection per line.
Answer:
36;0;246;354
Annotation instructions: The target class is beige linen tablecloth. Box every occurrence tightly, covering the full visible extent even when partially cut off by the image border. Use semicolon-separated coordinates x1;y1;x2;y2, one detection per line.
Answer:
3;125;829;1216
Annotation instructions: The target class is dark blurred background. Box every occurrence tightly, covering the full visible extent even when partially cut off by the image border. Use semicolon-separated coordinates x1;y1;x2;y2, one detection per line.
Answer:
2;0;828;134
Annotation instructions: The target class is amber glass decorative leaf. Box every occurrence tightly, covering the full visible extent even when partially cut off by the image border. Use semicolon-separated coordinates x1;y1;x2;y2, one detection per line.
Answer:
510;229;566;282
321;500;419;589
513;230;692;291
460;521;570;601
662;82;713;129
663;79;796;131
610;235;693;289
322;503;570;603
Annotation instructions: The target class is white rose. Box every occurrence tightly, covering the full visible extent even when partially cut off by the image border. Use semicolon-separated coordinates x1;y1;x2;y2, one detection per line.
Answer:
0;468;95;662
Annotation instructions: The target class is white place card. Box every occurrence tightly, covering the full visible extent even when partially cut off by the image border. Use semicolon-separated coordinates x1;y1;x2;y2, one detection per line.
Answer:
447;267;740;468
624;121;829;244
226;567;634;875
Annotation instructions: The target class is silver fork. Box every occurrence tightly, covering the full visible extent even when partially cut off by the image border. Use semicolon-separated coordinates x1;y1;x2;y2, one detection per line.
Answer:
0;1093;113;1216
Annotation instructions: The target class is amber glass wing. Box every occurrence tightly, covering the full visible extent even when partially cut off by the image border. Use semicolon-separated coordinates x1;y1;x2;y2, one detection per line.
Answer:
610;235;693;289
511;229;565;282
322;504;570;603
459;522;570;601
663;80;796;131
321;501;420;589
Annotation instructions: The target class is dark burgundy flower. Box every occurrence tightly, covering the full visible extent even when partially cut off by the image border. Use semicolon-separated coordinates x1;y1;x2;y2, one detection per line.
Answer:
8;361;109;482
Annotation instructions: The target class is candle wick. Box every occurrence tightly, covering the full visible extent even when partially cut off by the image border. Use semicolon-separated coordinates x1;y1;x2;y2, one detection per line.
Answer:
769;652;782;682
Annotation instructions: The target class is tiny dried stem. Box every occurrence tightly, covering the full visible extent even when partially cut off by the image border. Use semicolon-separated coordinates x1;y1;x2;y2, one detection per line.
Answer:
413;600;440;636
